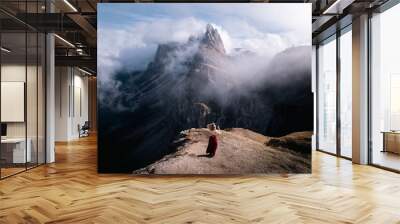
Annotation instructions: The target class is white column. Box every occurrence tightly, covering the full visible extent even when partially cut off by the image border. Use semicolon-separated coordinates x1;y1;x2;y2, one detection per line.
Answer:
46;32;55;163
352;14;369;164
45;0;56;163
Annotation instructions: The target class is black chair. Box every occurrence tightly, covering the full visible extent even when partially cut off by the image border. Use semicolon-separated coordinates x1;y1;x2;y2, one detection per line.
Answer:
78;121;90;138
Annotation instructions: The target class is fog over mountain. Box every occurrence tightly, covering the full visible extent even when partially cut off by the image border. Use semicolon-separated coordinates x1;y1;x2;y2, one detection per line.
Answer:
98;24;312;172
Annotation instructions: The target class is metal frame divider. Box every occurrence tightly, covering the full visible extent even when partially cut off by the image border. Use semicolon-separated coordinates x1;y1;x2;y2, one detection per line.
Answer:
315;44;320;152
25;0;28;171
367;10;373;165
336;25;341;158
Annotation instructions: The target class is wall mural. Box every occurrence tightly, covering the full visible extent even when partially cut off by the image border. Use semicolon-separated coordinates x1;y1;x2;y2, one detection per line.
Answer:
98;3;313;174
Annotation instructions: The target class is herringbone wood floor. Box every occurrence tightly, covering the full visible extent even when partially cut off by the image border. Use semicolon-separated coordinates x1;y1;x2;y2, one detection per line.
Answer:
1;135;400;224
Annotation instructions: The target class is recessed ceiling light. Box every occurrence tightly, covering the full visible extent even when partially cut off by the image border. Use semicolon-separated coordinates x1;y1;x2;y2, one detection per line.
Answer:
54;34;75;48
63;0;78;12
1;47;11;53
323;0;355;15
78;67;92;76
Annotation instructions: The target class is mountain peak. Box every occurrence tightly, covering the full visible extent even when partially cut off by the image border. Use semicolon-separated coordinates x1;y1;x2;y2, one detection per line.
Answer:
201;24;225;54
206;24;216;34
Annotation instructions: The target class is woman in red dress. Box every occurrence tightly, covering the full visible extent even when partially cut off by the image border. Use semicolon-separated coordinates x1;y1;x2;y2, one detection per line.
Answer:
206;123;218;157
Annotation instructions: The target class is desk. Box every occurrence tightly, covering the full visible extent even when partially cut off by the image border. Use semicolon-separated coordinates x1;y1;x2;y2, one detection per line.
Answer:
382;131;400;154
1;138;31;163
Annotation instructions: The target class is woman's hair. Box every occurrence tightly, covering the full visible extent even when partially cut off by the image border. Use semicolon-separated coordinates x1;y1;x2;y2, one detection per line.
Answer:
207;123;216;131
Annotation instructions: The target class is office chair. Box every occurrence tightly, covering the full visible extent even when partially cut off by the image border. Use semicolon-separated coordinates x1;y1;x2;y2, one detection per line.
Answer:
79;121;90;138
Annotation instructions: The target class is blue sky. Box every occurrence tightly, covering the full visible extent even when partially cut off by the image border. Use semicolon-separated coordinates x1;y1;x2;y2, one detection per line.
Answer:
98;3;310;34
98;3;311;82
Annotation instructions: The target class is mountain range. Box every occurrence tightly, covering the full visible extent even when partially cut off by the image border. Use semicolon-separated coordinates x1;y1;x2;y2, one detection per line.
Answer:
98;24;313;172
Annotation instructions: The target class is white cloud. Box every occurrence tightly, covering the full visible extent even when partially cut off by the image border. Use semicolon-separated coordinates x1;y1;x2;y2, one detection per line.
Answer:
98;4;311;103
98;17;207;81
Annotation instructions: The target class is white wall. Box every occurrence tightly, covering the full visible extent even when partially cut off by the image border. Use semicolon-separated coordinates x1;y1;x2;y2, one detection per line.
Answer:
1;65;40;137
1;82;25;122
55;66;70;141
1;63;46;164
72;73;89;138
55;66;89;141
1;65;26;139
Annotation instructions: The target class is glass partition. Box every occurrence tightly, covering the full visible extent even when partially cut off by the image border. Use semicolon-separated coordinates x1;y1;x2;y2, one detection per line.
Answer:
1;30;28;177
370;3;400;171
0;1;46;179
339;27;352;158
317;35;337;154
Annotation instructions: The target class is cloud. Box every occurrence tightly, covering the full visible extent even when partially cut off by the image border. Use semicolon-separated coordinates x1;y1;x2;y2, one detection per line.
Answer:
98;17;206;78
98;4;311;105
98;18;307;74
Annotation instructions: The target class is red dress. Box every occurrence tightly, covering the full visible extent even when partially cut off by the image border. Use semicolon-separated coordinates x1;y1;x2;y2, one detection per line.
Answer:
206;135;218;156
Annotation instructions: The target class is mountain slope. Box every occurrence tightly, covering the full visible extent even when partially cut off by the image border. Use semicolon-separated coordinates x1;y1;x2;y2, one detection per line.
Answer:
134;128;311;174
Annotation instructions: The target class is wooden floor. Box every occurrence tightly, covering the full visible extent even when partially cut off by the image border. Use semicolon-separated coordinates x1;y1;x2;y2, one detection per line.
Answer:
1;167;26;178
1;135;400;223
372;150;400;171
